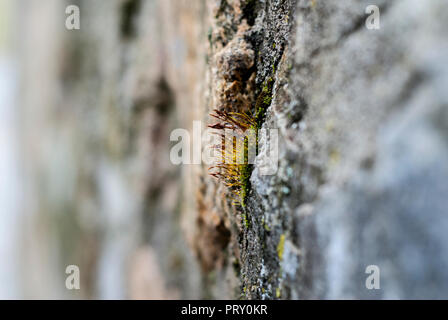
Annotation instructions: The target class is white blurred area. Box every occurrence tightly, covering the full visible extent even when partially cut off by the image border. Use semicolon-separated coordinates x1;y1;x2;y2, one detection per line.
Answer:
0;0;21;298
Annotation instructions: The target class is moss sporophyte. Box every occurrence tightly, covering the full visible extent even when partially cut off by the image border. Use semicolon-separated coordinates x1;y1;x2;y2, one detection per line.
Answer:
208;76;275;210
208;109;257;208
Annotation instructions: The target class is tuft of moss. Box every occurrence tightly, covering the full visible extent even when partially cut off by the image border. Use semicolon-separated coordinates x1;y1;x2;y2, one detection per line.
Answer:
263;222;271;232
208;73;275;212
208;110;256;207
239;131;252;208
263;95;272;105
241;212;250;229
276;287;281;298
277;234;286;261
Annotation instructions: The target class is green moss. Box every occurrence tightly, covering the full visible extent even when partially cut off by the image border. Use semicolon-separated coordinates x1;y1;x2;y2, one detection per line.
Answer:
277;234;286;261
239;170;250;207
241;212;249;229
263;95;272;105
263;222;271;232
209;72;276;224
276;287;281;298
261;217;271;231
235;75;275;212
239;133;252;207
208;110;254;208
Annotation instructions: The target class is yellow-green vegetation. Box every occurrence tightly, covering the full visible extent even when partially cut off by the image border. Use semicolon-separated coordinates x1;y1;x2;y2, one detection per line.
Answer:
276;287;281;298
277;234;286;261
208;75;274;211
242;212;250;228
262;217;271;231
264;222;271;231
208;109;257;208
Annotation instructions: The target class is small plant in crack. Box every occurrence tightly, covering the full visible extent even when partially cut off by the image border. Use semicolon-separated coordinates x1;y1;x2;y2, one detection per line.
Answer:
208;74;275;229
208;75;275;208
208;109;257;208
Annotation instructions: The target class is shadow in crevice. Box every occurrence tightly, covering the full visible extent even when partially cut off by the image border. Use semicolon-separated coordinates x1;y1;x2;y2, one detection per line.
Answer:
120;0;142;39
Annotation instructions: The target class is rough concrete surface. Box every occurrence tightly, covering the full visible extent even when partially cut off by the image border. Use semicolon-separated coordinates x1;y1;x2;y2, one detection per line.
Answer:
15;0;448;299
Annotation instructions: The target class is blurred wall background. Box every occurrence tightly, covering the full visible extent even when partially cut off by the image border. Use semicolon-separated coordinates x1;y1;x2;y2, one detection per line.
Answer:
0;0;21;299
3;0;208;299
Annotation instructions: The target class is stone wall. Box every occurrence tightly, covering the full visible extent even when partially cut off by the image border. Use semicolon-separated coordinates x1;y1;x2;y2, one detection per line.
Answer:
17;0;448;299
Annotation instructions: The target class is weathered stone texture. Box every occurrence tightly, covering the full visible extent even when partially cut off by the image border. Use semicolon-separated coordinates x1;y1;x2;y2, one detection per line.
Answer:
246;0;448;299
17;0;448;299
